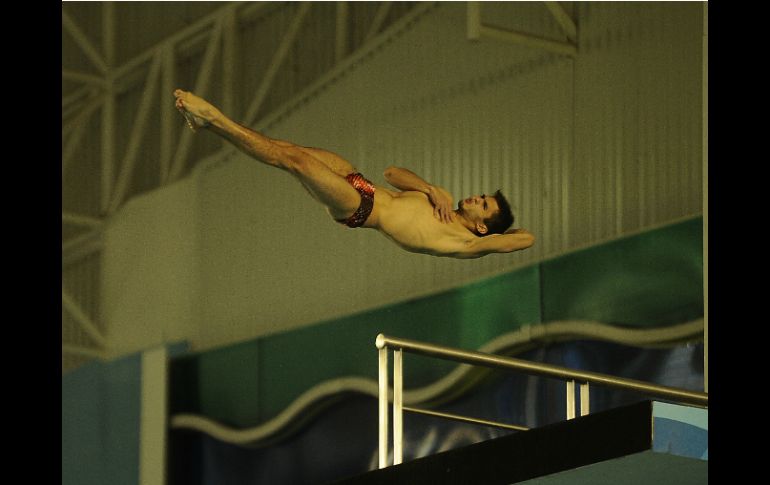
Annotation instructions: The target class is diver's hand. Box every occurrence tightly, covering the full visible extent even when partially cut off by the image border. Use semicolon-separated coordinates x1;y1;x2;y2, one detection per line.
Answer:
427;186;456;224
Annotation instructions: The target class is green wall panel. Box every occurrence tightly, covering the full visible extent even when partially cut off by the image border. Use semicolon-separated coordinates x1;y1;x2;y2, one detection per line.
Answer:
171;265;541;426
196;341;263;427
255;264;541;422
541;218;703;327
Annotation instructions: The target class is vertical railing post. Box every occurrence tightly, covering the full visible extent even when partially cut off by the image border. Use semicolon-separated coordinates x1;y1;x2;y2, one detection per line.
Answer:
378;343;389;469
393;348;404;465
580;382;590;416
566;379;576;419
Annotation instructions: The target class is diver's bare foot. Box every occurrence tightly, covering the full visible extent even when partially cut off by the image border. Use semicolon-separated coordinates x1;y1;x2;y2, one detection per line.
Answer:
173;89;219;132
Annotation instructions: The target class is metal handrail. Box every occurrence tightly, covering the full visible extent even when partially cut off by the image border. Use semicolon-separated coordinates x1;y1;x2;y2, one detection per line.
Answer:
375;333;707;468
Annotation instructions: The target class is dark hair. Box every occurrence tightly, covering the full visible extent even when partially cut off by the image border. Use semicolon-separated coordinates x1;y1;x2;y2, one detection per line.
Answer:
483;190;514;236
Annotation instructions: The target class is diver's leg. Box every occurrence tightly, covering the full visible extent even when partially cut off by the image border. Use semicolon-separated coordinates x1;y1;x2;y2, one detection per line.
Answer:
174;89;360;220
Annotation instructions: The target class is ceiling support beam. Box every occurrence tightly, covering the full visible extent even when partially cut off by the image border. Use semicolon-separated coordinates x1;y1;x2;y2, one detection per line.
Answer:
467;1;481;40
544;1;577;43
255;2;436;131
110;2;269;87
365;2;393;42
101;90;116;214
108;54;162;214
62;95;104;139
102;2;116;67
100;1;117;213
62;10;108;74
98;0;117;214
62;120;88;176
62;228;103;268
221;9;238;149
336;2;349;62
160;45;176;184
62;69;107;88
63;86;94;113
467;1;577;57
168;20;224;183
110;3;274;95
62;89;99;125
479;25;577;57
62;212;102;228
62;288;107;348
244;2;313;126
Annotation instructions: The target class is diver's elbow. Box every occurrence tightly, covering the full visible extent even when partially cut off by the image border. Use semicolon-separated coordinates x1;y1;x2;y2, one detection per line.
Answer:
383;166;398;179
521;233;535;249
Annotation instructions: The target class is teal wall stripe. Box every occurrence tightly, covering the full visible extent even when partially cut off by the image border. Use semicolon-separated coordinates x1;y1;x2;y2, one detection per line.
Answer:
63;362;106;485
103;356;142;485
62;342;189;485
62;354;141;485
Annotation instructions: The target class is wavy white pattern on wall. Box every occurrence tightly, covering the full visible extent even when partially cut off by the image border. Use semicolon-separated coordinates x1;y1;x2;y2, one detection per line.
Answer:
170;318;703;446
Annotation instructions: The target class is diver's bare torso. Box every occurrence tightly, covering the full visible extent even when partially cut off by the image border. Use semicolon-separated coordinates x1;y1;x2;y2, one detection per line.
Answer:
358;186;476;257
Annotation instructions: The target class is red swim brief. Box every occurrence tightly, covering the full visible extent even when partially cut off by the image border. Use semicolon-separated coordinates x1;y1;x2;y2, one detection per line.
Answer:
337;173;375;228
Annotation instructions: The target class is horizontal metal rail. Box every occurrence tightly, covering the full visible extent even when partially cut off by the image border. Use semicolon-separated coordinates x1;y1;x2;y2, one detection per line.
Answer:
403;406;529;432
376;334;708;407
377;332;707;468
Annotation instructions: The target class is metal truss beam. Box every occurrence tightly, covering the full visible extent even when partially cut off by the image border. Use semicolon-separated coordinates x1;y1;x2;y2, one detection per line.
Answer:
255;2;436;131
111;2;271;88
63;86;94;113
62;69;107;88
108;54;163;214
479;25;577;57
59;7;274;367
62;212;103;228
103;2;116;68
62;95;104;138
110;3;272;96
62;288;107;348
160;45;176;183
336;1;349;62
244;2;313;127
62;121;88;175
62;228;103;268
365;2;393;42
467;1;577;57
101;91;116;214
62;10;108;74
222;9;238;121
544;1;577;43
168;20;224;183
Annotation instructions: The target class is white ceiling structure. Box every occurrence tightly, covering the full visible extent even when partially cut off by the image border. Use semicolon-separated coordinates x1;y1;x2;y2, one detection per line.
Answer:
62;1;579;373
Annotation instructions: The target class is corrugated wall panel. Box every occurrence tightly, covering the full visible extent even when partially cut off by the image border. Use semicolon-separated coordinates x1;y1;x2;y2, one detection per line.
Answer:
259;0;700;307
572;1;702;246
